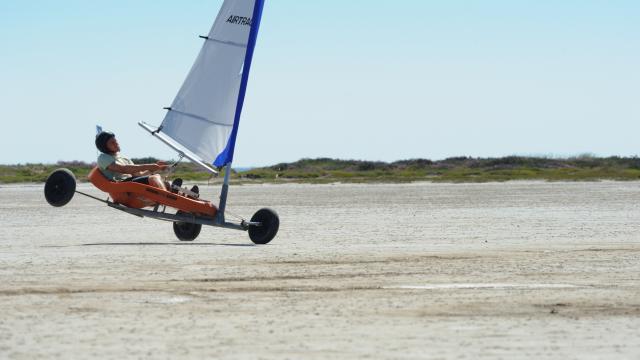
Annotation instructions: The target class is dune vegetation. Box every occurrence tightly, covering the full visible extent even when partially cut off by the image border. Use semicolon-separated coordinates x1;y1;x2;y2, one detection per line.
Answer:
2;156;640;184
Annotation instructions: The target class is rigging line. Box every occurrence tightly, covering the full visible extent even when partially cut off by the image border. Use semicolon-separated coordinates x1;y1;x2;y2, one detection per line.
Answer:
225;209;246;222
167;108;232;128
166;154;184;177
138;122;219;175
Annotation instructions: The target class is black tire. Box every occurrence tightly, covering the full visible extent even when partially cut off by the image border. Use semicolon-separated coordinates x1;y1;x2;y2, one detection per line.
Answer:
44;168;76;207
248;208;279;244
173;211;202;241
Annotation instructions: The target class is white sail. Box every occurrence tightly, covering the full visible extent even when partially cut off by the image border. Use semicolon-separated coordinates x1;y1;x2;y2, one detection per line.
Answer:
150;0;264;169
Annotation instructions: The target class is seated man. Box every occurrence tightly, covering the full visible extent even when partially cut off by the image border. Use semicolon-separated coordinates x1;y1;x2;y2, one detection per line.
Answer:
95;131;170;190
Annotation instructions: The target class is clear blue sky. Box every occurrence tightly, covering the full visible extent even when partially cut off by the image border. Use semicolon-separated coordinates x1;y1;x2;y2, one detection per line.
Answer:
1;0;638;166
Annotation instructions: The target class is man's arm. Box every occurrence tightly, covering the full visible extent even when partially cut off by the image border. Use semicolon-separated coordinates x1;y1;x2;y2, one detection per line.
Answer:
107;162;168;176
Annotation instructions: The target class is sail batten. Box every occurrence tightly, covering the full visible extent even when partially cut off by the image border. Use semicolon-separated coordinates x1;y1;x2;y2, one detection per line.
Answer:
167;109;233;128
156;0;264;169
205;38;248;48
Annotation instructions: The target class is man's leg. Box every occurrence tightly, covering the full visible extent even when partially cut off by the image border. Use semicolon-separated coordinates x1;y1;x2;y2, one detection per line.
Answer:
148;174;167;191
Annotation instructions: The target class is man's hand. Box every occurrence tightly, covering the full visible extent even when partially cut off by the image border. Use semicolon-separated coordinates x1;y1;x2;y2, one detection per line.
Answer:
155;161;170;172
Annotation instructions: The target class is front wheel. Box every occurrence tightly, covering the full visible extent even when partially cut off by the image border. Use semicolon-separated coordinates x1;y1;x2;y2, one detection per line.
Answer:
248;208;279;245
44;168;76;207
173;211;202;241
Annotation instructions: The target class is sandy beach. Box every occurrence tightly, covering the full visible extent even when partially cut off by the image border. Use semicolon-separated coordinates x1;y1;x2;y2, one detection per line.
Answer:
1;181;639;359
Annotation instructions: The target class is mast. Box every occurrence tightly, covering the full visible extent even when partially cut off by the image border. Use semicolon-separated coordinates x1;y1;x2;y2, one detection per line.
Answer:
215;0;264;221
215;163;233;224
141;0;266;222
213;0;265;168
144;0;266;176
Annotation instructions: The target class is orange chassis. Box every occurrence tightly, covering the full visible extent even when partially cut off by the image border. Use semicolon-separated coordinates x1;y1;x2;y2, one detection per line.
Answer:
81;167;250;231
45;166;279;243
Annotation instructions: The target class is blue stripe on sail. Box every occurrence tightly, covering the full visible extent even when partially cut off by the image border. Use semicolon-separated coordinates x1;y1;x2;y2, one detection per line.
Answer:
213;0;265;168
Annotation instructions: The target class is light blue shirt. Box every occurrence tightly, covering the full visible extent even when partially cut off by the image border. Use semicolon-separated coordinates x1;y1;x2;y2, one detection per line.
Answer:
97;153;134;181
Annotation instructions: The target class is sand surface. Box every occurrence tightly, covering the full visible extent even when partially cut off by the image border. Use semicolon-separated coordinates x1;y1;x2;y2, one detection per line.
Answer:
1;181;639;359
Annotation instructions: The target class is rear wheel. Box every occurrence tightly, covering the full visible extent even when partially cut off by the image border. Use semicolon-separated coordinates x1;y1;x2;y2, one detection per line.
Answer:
248;208;279;245
44;168;76;207
173;211;202;241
